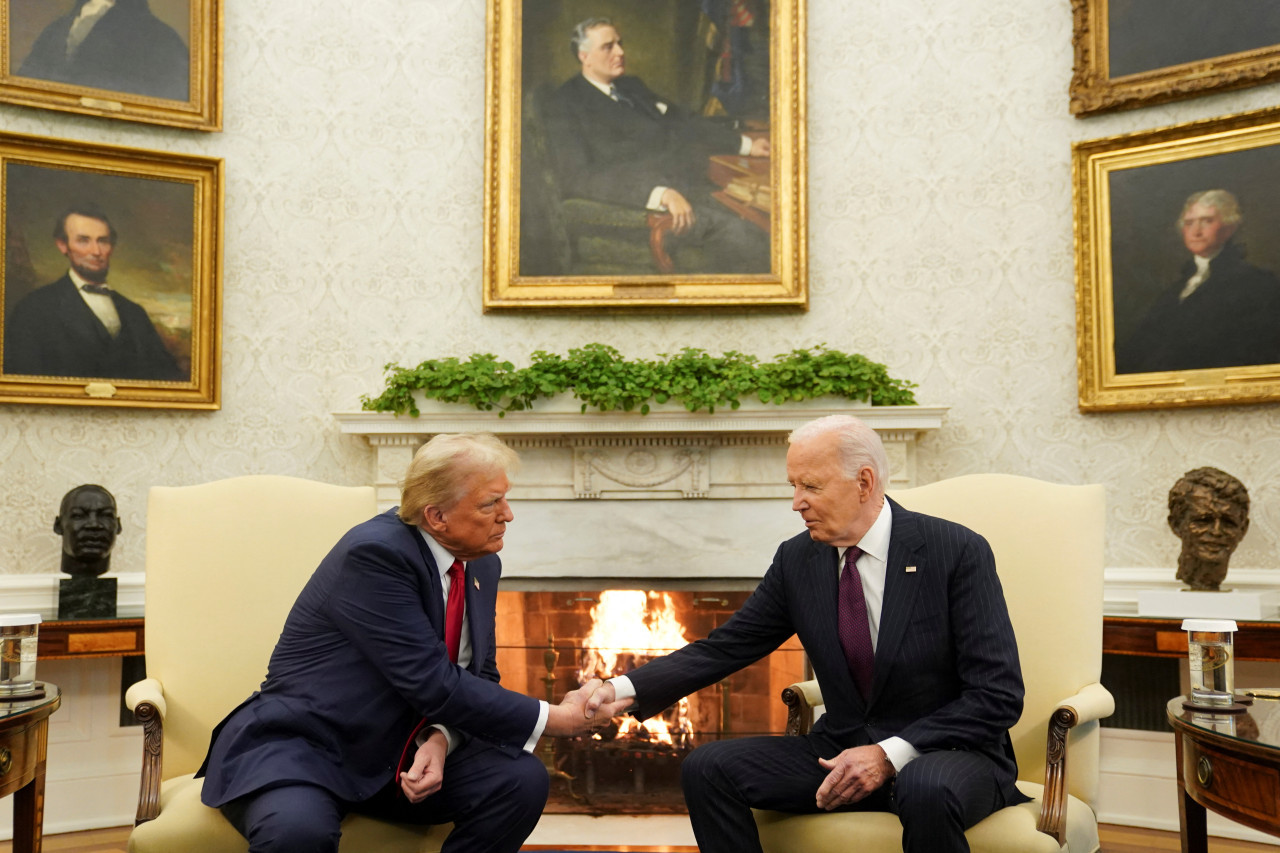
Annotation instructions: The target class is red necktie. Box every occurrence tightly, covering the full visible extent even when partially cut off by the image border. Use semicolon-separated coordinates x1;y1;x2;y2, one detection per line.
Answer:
396;558;466;791
444;559;465;663
837;546;874;699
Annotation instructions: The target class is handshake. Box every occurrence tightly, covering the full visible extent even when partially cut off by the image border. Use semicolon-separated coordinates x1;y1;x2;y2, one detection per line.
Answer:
543;678;634;737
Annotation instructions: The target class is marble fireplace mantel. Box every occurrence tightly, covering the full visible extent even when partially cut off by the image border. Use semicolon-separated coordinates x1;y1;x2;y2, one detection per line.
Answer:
334;401;947;580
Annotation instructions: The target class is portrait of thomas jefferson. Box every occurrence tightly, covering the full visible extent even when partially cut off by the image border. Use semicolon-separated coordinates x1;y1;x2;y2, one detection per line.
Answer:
1115;188;1280;374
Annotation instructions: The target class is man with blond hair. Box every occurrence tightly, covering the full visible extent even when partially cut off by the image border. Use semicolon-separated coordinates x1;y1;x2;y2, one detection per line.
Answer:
199;433;630;853
586;414;1026;853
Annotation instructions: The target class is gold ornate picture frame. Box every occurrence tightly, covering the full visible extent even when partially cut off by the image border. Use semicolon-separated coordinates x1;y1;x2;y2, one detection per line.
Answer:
1074;106;1280;412
1;0;222;131
0;131;222;408
1070;0;1280;117
483;0;806;310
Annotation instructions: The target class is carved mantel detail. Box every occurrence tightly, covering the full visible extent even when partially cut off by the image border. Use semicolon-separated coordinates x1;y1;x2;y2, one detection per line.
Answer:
335;402;948;511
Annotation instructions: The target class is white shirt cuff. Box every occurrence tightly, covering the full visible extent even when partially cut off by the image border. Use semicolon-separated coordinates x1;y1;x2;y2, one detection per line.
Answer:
878;736;919;772
523;700;549;752
647;186;669;211
738;135;753;156
607;675;637;703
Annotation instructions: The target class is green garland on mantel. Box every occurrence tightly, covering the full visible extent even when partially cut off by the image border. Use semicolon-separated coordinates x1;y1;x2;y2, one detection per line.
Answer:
361;343;917;417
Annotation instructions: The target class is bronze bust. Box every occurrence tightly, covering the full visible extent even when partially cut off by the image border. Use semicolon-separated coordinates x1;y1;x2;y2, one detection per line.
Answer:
54;484;121;577
53;484;122;619
1167;467;1250;591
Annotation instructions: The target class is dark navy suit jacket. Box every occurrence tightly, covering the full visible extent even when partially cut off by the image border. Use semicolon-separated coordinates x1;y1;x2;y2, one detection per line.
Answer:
627;497;1026;803
198;510;541;806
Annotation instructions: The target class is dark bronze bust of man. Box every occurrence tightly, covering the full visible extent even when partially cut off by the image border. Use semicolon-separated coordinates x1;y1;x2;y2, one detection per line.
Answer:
55;484;122;576
54;484;122;617
1167;467;1250;592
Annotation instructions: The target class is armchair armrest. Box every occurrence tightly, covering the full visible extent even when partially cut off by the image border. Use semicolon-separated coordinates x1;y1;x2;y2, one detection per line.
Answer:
125;677;167;825
1037;682;1114;845
780;680;823;736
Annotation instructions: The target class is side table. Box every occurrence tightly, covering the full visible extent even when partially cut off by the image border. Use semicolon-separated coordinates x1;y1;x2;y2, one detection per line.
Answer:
1167;694;1280;853
0;684;61;853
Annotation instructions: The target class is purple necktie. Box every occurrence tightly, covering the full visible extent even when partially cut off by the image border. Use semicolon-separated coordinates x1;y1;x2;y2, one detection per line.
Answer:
837;546;874;699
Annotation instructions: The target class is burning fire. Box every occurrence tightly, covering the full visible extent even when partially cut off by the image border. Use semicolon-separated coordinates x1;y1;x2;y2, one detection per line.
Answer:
578;590;694;748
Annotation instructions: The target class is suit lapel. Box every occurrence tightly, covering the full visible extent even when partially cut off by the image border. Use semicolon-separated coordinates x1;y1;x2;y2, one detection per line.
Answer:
407;525;446;636
870;498;925;700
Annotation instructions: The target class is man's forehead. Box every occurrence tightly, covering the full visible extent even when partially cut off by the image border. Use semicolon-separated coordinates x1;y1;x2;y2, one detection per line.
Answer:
587;24;620;44
1183;204;1220;220
65;214;111;234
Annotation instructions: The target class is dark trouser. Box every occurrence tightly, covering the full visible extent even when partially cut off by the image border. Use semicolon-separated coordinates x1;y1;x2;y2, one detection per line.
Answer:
681;733;1011;853
220;741;549;853
669;196;771;274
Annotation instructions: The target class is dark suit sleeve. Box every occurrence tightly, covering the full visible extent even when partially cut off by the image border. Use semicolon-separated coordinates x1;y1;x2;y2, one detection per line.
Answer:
627;543;796;720
326;536;540;747
896;532;1024;752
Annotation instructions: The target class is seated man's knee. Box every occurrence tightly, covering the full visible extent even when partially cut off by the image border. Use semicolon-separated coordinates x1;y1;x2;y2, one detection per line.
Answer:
502;752;551;813
680;739;735;791
245;810;340;853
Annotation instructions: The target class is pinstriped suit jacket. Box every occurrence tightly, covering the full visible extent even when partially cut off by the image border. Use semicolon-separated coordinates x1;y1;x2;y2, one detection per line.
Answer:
627;496;1025;801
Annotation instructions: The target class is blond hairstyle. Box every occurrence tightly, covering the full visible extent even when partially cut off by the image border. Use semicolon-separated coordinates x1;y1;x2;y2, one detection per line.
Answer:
398;433;519;524
788;414;889;495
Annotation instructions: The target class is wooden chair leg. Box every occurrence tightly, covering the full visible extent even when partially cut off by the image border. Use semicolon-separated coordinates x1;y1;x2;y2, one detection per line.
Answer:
647;213;675;274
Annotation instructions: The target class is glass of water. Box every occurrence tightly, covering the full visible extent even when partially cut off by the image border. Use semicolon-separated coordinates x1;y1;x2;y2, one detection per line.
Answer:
1182;618;1237;707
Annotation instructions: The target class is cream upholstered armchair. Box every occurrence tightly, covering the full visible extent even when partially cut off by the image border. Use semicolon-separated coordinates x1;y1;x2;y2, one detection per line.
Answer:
125;475;451;853
754;474;1114;853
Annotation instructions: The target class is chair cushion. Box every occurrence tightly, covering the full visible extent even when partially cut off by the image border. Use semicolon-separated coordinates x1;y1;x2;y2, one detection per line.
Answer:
127;774;452;853
754;781;1099;853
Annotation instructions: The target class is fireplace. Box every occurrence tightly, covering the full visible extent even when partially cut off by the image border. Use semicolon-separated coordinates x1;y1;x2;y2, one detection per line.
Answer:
494;585;806;814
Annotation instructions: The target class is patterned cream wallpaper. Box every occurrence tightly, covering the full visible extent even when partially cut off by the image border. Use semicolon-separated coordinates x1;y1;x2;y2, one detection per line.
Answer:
1;0;1278;578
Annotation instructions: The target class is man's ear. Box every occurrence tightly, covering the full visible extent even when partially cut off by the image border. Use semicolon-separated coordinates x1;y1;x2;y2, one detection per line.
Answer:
421;505;445;535
53;516;63;536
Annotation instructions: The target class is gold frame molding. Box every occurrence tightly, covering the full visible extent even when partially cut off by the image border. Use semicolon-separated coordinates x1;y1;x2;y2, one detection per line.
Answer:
1074;106;1280;412
1070;0;1280;117
0;0;222;131
0;130;222;409
482;0;806;311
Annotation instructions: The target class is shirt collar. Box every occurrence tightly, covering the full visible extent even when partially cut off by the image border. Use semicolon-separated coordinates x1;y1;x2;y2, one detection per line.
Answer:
582;73;615;98
841;497;892;564
416;526;463;581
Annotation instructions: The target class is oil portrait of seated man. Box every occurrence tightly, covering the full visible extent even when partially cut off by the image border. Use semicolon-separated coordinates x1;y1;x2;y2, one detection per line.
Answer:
7;0;190;101
518;2;772;278
2;163;193;384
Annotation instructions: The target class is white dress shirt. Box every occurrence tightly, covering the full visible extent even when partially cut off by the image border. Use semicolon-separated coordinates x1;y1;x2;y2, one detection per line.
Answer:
70;269;121;337
417;530;547;754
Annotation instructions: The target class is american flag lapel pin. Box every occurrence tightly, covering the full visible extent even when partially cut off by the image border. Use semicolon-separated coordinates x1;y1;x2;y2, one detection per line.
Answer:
905;566;917;573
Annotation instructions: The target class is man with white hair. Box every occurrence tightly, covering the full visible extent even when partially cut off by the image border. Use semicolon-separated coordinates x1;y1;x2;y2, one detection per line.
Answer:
586;414;1026;853
198;433;630;853
1117;188;1280;374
